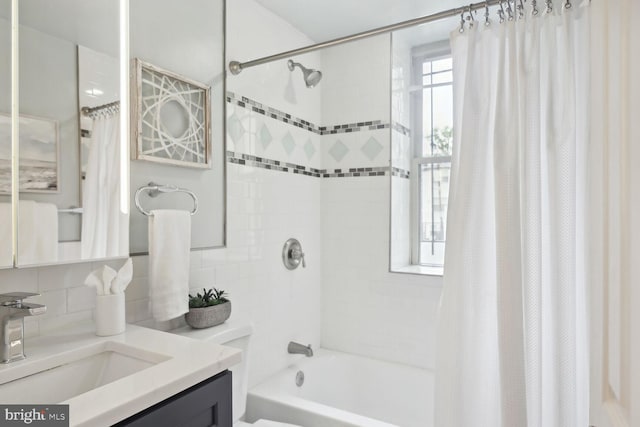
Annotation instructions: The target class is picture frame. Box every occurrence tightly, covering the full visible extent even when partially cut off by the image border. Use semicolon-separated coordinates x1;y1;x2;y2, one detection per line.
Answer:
132;58;212;169
0;113;59;194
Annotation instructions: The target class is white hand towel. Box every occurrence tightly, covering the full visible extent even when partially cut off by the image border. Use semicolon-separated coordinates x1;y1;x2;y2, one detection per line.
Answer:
148;209;191;321
18;200;58;265
0;203;12;266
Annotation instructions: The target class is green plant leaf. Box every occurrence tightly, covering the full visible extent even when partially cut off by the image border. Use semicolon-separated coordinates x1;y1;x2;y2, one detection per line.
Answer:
188;286;230;308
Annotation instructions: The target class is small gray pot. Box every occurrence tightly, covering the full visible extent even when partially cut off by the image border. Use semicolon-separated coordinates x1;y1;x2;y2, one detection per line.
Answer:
185;301;231;329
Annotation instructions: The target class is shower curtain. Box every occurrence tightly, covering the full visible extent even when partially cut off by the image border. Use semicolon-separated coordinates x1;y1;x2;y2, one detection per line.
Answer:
435;4;590;427
81;112;128;258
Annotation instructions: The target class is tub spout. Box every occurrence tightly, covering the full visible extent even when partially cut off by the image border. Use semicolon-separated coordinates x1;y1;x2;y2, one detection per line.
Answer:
288;341;313;357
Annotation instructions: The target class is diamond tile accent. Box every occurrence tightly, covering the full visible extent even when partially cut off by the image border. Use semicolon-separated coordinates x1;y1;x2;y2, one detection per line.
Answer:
227;113;245;144
329;140;349;162
361;136;384;161
303;139;316;160
282;132;296;155
259;124;272;149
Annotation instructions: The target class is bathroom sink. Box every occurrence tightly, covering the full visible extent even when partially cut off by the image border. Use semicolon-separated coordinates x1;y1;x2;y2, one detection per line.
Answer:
0;341;170;403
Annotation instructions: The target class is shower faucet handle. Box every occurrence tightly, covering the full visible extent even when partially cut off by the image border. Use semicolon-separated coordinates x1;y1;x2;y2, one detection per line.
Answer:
282;238;306;270
292;248;306;268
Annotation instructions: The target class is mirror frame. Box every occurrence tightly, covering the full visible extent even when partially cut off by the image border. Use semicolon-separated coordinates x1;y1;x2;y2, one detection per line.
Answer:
9;0;17;268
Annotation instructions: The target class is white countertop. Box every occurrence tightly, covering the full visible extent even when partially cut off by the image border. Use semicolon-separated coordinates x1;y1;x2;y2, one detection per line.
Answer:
0;323;242;427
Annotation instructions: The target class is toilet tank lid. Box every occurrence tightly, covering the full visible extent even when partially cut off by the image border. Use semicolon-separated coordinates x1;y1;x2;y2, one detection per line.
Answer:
169;318;254;344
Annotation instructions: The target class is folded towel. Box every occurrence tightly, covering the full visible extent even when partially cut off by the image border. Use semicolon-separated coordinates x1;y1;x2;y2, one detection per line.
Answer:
148;209;191;321
0;203;12;266
18;200;58;265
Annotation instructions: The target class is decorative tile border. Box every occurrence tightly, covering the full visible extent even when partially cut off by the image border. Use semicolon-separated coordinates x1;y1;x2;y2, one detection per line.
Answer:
227;92;320;134
227;92;391;136
320;121;389;135
391;167;410;179
226;92;411;179
227;151;410;180
323;166;388;178
227;151;322;177
392;122;411;137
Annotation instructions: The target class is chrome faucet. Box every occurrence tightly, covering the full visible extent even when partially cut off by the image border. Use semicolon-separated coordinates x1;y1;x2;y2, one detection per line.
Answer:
288;341;313;357
0;292;46;363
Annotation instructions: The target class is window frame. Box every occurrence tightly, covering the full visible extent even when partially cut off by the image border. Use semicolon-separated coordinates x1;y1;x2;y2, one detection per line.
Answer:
409;42;453;270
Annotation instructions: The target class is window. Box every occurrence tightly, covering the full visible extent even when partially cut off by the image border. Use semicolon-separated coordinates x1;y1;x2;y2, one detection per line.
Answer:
411;52;453;269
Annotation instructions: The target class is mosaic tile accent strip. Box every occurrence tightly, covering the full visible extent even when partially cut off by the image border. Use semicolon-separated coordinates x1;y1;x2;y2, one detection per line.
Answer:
391;167;410;179
227;91;320;133
323;166;389;178
392;122;411;137
320;121;390;135
227;151;322;177
227;91;391;136
227;151;410;179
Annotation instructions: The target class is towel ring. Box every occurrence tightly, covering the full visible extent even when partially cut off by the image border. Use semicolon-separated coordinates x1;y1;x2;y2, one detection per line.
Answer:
134;182;199;216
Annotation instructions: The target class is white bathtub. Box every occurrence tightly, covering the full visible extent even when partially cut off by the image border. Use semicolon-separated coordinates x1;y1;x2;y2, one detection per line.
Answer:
246;349;433;427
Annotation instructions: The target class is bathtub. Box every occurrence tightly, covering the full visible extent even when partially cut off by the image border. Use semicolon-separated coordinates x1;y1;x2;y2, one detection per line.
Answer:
245;348;433;427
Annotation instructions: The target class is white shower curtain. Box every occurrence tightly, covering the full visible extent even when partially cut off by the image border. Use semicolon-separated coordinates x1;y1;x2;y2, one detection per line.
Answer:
435;4;590;427
81;113;128;258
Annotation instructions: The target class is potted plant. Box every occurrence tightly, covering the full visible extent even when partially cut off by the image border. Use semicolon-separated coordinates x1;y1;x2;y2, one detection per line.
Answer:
185;288;231;329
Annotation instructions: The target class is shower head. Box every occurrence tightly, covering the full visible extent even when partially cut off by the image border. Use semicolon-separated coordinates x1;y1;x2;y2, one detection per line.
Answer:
287;60;322;88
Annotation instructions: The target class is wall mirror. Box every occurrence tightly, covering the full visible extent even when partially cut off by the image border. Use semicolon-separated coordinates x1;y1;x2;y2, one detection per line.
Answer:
128;0;225;254
15;0;128;266
0;0;13;269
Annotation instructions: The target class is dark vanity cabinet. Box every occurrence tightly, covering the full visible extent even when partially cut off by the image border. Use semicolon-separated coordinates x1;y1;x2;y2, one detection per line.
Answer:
114;370;232;427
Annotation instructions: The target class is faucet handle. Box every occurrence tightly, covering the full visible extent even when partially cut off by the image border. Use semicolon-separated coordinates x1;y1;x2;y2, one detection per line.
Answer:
0;292;40;305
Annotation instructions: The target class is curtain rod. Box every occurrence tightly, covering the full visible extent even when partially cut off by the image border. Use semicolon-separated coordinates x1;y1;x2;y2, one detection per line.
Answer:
228;0;503;75
81;100;120;118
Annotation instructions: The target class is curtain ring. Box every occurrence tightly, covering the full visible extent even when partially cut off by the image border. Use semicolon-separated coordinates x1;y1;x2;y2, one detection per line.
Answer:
517;0;525;19
466;4;476;28
506;0;515;20
546;0;553;13
485;0;491;26
532;0;539;15
498;0;506;23
459;10;466;32
565;0;572;9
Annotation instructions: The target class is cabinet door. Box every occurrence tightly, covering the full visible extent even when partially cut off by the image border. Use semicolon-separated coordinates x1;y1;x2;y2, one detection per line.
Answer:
115;370;232;427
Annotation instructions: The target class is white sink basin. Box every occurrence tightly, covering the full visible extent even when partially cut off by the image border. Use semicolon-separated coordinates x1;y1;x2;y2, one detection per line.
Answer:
0;341;170;403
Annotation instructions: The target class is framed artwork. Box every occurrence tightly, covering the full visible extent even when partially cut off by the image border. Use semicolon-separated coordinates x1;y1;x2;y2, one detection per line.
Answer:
132;58;211;169
0;113;59;194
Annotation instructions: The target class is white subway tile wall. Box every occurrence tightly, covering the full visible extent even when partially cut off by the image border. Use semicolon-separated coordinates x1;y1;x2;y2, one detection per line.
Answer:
319;34;442;371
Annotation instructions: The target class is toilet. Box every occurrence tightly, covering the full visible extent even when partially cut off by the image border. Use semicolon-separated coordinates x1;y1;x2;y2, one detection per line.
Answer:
170;319;300;427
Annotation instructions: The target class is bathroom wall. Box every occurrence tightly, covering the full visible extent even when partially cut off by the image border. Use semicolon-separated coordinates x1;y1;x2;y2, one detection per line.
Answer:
0;0;441;393
320;36;442;371
0;0;324;389
129;0;226;253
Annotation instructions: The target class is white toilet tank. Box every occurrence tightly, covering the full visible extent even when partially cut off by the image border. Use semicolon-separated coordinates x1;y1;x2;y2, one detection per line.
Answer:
169;319;253;423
